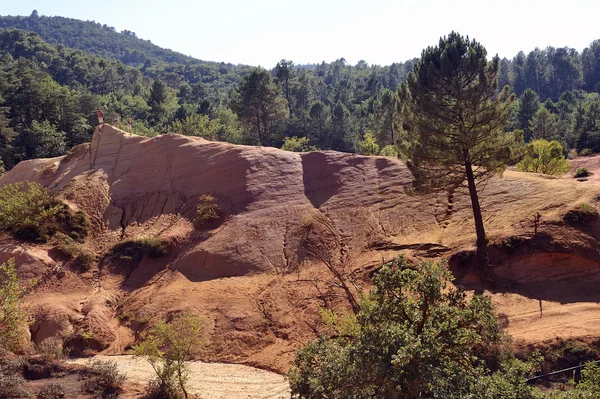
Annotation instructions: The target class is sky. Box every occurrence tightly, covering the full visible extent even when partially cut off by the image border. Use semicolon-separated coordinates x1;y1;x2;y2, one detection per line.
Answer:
2;0;599;67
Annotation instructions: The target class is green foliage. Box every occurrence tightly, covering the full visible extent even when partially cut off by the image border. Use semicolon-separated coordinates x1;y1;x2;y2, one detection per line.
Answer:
82;360;126;399
0;181;62;241
574;167;590;178
563;203;599;225
109;237;167;266
281;136;317;152
516;140;570;175
579;148;593;156
134;313;205;399
37;382;67;399
357;131;379;155
232;68;288;146
379;144;399;157
289;257;517;398
196;194;220;225
472;354;544;399
0;259;28;353
168;114;216;138
399;32;517;246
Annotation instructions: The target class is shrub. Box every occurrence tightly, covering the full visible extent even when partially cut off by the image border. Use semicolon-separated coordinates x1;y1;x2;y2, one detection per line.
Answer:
82;360;125;399
580;148;593;156
357;131;379;155
516;139;570;176
196;194;220;225
564;203;599;225
37;382;67;399
0;182;90;243
110;237;167;262
281;136;317;152
134;314;205;399
0;181;62;242
574;167;590;178
379;144;399;157
0;259;29;353
55;243;95;272
0;358;29;398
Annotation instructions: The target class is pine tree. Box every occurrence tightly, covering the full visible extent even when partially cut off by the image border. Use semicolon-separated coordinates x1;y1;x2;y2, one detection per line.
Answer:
232;68;287;146
399;32;518;248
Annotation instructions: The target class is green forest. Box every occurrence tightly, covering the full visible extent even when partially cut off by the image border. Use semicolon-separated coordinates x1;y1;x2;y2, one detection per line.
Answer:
1;11;600;170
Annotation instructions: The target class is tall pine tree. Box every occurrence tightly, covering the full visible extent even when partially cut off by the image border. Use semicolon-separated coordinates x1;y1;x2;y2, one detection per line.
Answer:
399;32;518;248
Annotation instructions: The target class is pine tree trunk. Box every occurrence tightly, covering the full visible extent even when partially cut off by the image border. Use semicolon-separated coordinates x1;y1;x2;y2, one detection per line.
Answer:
464;157;487;247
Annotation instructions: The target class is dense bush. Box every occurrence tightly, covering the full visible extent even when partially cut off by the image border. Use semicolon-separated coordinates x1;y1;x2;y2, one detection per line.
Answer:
574;167;590;178
0;181;62;241
516;140;570;176
82;360;125;399
579;148;593;156
379;144;399;157
0;181;90;242
0;358;29;398
196;194;220;225
37;382;67;399
564;203;599;225
289;257;541;398
108;237;167;269
281;136;317;152
0;259;29;353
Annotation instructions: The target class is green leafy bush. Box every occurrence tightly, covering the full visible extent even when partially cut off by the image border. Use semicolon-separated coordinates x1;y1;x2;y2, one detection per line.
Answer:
82;360;125;398
579;148;593;156
564;203;599;225
109;237;167;268
37;382;67;399
0;181;62;241
281;136;317;152
0;258;29;353
574;167;590;178
0;182;89;242
379;144;398;157
357;131;379;155
289;257;533;398
516;140;570;176
196;194;220;225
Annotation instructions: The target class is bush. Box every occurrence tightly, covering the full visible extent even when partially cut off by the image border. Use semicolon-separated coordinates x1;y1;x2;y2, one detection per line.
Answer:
75;251;95;271
281;136;317;152
82;360;125;399
196;194;220;225
357;131;379;155
37;382;67;399
55;242;95;272
516;139;570;176
0;358;29;398
0;181;62;242
564;203;599;225
574;167;590;178
0;259;29;353
0;182;90;243
379;144;399;157
134;314;205;399
110;237;167;261
580;148;593;156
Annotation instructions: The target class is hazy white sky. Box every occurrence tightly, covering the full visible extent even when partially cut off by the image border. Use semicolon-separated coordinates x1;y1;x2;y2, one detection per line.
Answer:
2;0;599;67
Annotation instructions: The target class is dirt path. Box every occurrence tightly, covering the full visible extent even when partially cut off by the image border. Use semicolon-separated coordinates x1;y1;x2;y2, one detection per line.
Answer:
68;355;290;399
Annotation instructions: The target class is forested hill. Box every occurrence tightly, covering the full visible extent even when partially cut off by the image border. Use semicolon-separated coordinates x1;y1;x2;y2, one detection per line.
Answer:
2;11;600;178
0;10;216;67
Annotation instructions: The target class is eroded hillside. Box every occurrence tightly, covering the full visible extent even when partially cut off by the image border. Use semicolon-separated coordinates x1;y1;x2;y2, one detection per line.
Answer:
2;125;600;372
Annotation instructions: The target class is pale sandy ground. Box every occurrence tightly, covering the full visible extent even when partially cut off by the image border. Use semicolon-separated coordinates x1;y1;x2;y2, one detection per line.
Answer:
68;355;290;399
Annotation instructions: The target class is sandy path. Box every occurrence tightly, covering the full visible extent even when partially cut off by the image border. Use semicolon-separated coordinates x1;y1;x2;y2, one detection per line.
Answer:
68;355;290;399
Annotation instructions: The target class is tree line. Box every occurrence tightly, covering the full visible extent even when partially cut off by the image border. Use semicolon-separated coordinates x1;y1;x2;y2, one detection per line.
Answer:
1;13;600;171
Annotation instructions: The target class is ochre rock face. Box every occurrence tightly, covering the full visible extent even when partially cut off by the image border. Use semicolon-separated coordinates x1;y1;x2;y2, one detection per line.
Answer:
3;125;600;372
